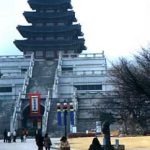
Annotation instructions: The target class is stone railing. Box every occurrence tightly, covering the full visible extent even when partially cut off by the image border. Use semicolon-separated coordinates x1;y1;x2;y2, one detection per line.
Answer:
77;90;119;99
10;53;34;132
78;52;105;58
42;90;51;135
1;73;25;78
62;52;105;59
62;70;107;76
52;51;62;98
0;55;24;59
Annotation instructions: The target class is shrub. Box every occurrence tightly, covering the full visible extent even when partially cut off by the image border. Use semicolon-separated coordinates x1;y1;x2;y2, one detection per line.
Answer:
68;132;95;138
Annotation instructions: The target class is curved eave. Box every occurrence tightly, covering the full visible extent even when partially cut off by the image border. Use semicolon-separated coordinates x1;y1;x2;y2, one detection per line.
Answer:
14;39;86;52
17;25;83;37
24;11;76;23
28;0;72;10
14;39;85;45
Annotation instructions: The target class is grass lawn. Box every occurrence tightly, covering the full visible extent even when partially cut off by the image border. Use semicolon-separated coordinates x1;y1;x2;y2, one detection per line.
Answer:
68;136;150;150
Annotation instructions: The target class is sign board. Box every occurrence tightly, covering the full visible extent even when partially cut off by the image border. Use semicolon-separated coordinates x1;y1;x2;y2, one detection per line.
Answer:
96;121;101;135
28;93;41;116
72;126;77;133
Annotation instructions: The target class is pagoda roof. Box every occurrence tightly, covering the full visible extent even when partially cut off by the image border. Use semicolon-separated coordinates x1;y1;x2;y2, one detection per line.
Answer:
24;11;76;23
17;25;83;37
29;0;71;4
28;0;72;9
14;39;85;45
14;39;86;52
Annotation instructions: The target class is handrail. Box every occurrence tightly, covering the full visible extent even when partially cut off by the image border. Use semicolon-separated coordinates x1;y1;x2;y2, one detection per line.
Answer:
10;92;21;133
10;53;34;133
72;87;77;127
42;90;51;135
52;51;62;98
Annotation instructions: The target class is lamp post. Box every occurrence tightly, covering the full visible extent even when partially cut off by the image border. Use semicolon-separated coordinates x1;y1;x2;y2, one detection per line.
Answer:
63;103;68;137
57;102;75;137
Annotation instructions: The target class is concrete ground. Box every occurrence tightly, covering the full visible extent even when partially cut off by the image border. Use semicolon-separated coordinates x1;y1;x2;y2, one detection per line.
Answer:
0;138;149;150
0;138;59;150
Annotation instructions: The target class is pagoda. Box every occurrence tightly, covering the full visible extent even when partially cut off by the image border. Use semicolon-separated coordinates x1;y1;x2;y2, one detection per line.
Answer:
14;0;86;59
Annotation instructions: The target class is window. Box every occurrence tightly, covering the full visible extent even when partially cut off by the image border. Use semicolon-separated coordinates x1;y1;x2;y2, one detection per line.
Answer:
46;37;54;40
21;68;27;74
25;51;32;55
0;87;12;92
36;37;43;40
0;72;3;78
62;67;73;71
46;51;54;57
74;85;102;90
36;23;43;27
57;22;65;26
57;37;64;40
46;23;54;26
46;9;54;13
36;51;43;57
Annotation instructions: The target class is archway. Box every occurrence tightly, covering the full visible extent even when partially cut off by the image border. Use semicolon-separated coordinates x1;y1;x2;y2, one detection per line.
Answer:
22;104;45;131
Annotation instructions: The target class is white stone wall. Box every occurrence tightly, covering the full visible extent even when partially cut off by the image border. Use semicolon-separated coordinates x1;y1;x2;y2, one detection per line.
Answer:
58;53;113;98
0;56;31;100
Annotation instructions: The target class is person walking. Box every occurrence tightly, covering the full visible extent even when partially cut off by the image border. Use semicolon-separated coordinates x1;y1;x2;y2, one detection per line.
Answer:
3;129;7;143
23;129;28;142
44;133;52;150
88;137;102;150
13;130;17;142
20;129;24;142
7;131;11;143
60;136;70;150
35;130;44;150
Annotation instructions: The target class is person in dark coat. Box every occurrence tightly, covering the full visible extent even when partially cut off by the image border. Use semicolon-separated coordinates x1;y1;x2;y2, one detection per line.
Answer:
35;130;44;150
20;129;24;142
3;129;7;143
102;121;113;150
44;133;52;150
89;137;102;150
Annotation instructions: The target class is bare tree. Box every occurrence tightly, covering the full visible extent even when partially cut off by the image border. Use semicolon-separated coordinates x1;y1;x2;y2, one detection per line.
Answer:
108;49;150;134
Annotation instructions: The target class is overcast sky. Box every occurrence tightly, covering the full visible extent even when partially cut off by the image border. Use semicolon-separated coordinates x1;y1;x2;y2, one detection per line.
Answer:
0;0;150;61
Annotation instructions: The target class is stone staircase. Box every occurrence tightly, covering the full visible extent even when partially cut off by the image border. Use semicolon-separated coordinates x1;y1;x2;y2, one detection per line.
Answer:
27;60;58;96
47;98;65;137
76;96;98;132
23;59;60;135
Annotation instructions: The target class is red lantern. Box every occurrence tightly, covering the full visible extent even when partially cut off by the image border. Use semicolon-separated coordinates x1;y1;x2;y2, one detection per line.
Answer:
57;103;62;112
69;103;74;111
63;103;68;110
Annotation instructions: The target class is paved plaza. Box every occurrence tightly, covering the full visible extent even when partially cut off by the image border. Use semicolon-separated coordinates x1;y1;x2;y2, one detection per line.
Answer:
0;138;59;150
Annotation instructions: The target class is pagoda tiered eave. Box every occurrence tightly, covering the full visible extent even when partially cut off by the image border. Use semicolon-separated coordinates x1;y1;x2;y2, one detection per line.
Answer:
17;25;83;37
14;39;86;52
23;11;76;23
28;0;72;10
14;39;85;46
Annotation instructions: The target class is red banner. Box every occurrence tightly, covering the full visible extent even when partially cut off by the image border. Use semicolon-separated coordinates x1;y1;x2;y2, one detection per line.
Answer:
28;93;41;116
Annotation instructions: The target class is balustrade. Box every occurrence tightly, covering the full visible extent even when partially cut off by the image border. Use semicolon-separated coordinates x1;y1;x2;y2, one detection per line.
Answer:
10;53;34;132
42;90;51;135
